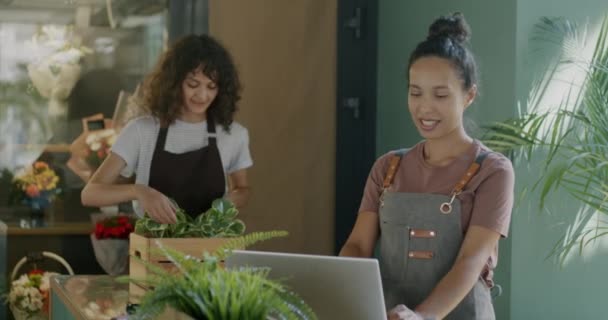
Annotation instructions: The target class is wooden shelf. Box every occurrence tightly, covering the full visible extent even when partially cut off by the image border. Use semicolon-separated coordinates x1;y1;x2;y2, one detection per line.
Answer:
4;144;71;153
6;222;92;236
44;144;71;153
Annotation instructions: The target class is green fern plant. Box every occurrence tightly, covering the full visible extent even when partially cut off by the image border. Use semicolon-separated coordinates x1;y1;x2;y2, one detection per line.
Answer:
134;199;246;238
124;230;317;320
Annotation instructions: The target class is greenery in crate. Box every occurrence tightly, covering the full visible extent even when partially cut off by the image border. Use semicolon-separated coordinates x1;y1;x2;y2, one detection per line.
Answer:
483;16;608;261
134;199;246;238
125;230;317;320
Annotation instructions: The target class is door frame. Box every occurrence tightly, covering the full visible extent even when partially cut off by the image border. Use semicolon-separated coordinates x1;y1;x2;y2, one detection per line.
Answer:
335;0;378;253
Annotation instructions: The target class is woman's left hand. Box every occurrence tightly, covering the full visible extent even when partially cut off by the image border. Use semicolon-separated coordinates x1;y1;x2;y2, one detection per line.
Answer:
388;304;425;320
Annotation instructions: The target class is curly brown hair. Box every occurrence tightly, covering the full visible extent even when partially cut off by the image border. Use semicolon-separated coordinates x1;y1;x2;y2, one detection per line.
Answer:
140;34;241;131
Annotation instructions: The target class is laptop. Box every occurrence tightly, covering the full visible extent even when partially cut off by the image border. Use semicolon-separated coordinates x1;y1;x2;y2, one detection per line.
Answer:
225;250;387;320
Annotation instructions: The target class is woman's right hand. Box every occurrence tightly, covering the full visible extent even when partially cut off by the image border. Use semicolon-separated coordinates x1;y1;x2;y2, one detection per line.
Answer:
134;185;177;224
388;305;425;320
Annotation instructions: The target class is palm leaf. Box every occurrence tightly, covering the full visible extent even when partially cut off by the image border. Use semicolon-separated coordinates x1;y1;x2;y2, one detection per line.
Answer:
482;15;608;257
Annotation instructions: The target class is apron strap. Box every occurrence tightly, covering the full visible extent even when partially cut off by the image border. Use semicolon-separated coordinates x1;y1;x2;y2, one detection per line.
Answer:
382;149;409;188
381;149;490;192
156;127;169;150
207;116;217;146
451;151;490;194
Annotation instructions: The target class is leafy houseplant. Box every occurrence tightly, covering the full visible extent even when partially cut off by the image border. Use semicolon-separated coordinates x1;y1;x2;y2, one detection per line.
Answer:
127;231;317;320
483;16;608;261
128;199;252;315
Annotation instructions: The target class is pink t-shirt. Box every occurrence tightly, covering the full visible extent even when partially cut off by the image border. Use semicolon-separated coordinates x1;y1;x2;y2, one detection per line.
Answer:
359;140;515;284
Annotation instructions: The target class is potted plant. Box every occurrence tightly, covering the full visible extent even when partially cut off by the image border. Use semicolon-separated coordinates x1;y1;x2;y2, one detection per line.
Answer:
127;231;317;320
483;16;608;261
129;199;246;300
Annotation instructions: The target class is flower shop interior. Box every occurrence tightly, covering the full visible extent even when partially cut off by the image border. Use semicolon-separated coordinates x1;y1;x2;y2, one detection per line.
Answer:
1;0;608;319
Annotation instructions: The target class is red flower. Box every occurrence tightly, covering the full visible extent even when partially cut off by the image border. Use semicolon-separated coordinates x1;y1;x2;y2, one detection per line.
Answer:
29;269;44;276
95;223;105;239
94;215;136;239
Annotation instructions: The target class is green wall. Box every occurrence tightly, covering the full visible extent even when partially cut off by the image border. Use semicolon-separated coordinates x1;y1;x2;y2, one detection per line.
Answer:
377;1;608;319
511;1;608;319
377;1;517;154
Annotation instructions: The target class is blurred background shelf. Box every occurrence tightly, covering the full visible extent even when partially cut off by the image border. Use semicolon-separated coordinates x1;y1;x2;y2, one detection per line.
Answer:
15;144;71;153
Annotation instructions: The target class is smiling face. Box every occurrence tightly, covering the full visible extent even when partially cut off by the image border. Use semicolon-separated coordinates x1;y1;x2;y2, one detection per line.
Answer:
408;56;476;140
180;67;219;122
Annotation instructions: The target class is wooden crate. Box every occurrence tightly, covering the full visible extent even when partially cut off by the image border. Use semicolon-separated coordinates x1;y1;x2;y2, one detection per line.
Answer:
128;233;229;303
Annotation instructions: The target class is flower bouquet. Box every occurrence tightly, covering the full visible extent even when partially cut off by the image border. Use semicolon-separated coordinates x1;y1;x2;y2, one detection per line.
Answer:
66;127;117;184
84;129;117;168
7;270;58;320
91;214;136;275
26;25;91;117
9;161;61;212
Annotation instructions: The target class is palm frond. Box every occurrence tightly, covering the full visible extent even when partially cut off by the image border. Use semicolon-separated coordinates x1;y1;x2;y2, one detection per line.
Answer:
483;15;608;258
213;230;289;260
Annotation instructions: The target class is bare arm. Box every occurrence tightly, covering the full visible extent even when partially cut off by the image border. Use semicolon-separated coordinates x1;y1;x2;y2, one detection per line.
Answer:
81;152;138;206
415;226;500;319
339;211;379;258
225;168;250;208
81;152;176;224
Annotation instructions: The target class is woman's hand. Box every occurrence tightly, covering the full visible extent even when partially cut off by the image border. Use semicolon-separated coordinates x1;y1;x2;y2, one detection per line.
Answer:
388;304;425;320
134;185;177;224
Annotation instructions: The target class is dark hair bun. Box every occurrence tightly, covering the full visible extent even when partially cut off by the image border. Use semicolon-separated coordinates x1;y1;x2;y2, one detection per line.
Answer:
427;12;471;43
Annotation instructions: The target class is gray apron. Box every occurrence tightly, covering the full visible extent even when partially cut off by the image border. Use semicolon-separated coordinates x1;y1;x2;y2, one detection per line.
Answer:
378;149;495;319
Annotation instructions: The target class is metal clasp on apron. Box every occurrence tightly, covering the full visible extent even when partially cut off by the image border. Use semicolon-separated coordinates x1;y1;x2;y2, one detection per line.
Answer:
439;152;490;214
440;190;461;214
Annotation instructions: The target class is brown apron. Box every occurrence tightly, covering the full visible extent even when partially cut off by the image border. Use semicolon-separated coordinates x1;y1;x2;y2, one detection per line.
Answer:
148;117;226;217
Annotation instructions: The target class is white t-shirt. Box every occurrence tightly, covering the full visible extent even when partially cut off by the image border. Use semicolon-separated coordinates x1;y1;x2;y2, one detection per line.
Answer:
111;115;253;215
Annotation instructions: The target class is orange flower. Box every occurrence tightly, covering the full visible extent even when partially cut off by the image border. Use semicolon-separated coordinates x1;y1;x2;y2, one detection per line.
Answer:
34;161;49;170
25;184;40;197
29;269;44;275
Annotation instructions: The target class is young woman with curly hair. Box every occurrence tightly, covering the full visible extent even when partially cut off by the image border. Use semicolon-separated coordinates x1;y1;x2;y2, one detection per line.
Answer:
81;34;252;223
